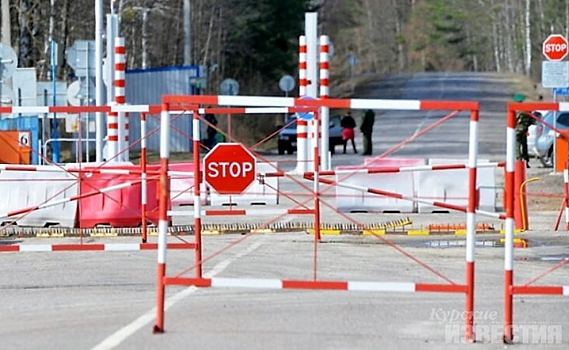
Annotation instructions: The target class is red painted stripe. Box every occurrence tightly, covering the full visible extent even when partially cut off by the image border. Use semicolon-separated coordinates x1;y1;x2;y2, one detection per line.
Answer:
162;95;219;105
115;63;126;71
320;62;329;69
321;46;329;53
125;124;129;130
512;285;563;295
108;136;119;141
282;280;348;290
52;244;105;251
368;167;401;174
320;78;329;86
116;96;126;104
50;106;109;113
299;46;307;53
0;246;20;252
164;277;212;287
115;80;126;88
205;209;246;216
431;164;465;171
287;208;313;215
115;46;126;54
367;187;404;199
299;78;308;86
140;243;196;250
297;132;308;138
108;123;119;129
416;283;467;293
420;100;479;111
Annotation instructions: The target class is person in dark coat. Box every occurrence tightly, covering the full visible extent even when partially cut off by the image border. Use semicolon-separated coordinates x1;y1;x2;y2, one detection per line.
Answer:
341;111;357;154
204;113;218;148
360;109;375;155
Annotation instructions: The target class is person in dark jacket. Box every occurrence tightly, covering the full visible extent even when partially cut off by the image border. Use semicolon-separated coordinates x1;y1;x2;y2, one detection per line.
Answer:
360;109;375;155
204;113;218;148
341;111;358;154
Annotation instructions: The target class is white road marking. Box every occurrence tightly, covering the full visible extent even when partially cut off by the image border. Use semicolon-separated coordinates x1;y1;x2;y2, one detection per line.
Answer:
91;239;264;350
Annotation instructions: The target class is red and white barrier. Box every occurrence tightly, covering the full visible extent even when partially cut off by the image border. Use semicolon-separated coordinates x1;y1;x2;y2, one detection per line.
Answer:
0;242;195;253
503;101;569;342
168;207;313;218
161;276;466;293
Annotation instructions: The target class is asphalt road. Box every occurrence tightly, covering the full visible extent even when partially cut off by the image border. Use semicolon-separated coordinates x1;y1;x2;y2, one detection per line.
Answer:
2;73;568;350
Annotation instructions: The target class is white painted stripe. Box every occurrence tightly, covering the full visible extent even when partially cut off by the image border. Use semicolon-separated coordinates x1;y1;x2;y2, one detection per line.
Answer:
465;212;476;263
349;99;421;110
218;95;294;107
506;127;516;172
99;169;131;175
157;220;168;264
468;120;478;168
559;102;569;112
243;107;292;114
504;218;515;271
211;277;282;289
19;245;51;252
348;281;415;292
563;286;569;296
100;182;132;193
13;106;50;113
91;239;263;350
160;111;170;158
111;104;150;113
192;118;200;142
104;243;139;251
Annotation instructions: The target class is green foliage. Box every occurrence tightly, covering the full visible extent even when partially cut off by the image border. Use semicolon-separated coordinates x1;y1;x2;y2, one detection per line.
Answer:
223;0;310;93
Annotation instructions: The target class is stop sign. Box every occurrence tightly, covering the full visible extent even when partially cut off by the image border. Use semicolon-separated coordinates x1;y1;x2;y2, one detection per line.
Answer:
543;34;568;61
204;143;257;194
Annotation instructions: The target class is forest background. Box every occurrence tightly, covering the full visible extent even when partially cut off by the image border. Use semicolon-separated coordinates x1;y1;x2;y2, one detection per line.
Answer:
1;0;569;141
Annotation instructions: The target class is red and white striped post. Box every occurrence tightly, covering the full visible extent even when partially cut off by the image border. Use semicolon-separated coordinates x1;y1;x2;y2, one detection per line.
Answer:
192;111;203;278
295;119;308;174
115;37;128;162
140;112;148;243
503;108;517;343
296;35;308;174
154;104;170;334
319;35;330;170
464;109;479;342
299;35;307;97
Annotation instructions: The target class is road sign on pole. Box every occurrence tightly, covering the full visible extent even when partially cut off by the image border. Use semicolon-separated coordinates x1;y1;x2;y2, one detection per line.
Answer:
543;34;568;61
204;143;257;195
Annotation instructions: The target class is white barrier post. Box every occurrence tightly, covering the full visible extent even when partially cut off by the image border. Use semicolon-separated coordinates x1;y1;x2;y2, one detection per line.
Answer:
114;37;128;162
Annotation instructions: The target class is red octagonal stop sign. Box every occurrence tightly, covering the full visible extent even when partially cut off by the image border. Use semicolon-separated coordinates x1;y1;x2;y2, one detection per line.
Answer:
204;143;257;194
543;34;568;61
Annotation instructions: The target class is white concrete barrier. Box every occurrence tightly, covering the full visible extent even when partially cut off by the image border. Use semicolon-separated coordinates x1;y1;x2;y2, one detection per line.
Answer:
169;163;207;206
0;166;78;227
209;162;279;206
335;158;425;213
416;158;496;213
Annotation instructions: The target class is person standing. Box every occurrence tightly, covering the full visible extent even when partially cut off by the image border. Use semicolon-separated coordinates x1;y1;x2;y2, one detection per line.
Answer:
360;109;375;155
204;113;218;148
341;111;357;154
513;94;532;168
